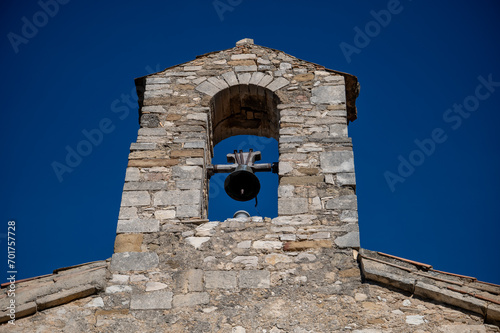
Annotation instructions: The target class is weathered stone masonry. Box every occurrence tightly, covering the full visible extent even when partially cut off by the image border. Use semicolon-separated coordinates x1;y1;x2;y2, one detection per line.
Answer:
2;39;500;332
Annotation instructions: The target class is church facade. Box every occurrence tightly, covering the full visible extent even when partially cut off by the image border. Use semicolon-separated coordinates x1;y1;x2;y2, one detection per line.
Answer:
1;39;499;333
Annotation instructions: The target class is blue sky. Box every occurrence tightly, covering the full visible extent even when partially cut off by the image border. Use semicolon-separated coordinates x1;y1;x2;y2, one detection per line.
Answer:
1;0;499;284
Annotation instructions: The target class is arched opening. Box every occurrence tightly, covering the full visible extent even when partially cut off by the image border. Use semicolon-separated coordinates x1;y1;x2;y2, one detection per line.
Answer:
207;84;280;220
210;84;280;147
208;136;278;220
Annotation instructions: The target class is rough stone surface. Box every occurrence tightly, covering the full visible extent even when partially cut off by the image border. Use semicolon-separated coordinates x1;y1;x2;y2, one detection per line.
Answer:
116;219;159;233
311;85;346;104
326;195;358;210
334;231;360;248
114;233;143;253
172;292;209;308
10;41;498;333
320;151;355;173
239;270;270;288
278;198;309;215
110;252;159;272
130;291;173;310
205;271;238;289
120;191;150;206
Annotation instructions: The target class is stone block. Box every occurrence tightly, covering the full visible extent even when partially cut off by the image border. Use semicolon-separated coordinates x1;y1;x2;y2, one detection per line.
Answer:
36;285;96;311
361;259;415;293
222;71;238;86
310;232;331;240
125;167;140;181
172;166;203;179
184;65;203;71
280;62;292;70
329;124;348;137
116;219;159;233
118;206;138;219
130;291;173;310
334;231;360;248
235;65;257;72
278;198;308;215
320;151;355;173
171;149;204;158
145;78;171;84
337;173;356;186
114;234;143;253
259;74;273;87
165;71;196;76
229;59;256;66
266;77;290;91
278;161;293;175
208;77;229;90
252;241;282;250
311;85;346;104
154;209;176;219
239;270;270;289
340;210;358;223
196;222;219;236
173;292;209;308
129;150;169;159
278;185;294;197
280;176;324;185
52;266;107;291
283;240;332;251
105;285;132;294
120;191;150;207
187;113;208;121
265;254;293;265
249;71;265;85
487;303;500;324
187;269;204;292
110;252;159;272
195;81;219;96
414;281;486;315
232;256;259;268
154;190;201;206
145;282;168;291
184;141;205;148
176;180;201;190
186;158;204;166
236;38;254;45
130;142;157;150
138;128;167;136
142;106;168;113
205;271;237;289
123;181;167;191
326;195;358;210
186;237;210;249
237;73;252;84
177;205;200;218
280;234;296;241
237;240;252;249
231;54;257;60
128;159;179;167
293;73;314;81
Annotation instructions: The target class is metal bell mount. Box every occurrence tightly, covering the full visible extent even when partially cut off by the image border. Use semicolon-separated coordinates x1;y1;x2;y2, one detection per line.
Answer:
207;149;278;202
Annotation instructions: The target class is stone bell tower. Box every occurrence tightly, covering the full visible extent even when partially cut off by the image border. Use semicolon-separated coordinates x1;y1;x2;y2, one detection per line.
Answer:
6;38;498;332
108;38;362;331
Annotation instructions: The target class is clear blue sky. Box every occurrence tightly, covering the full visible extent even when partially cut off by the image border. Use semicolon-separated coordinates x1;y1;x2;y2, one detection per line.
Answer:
1;0;499;284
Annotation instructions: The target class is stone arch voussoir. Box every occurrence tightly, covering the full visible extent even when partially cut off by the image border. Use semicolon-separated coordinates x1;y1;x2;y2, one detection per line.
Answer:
195;71;290;97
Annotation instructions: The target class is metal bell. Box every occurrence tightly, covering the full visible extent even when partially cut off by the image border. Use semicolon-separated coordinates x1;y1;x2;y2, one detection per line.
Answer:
224;165;261;201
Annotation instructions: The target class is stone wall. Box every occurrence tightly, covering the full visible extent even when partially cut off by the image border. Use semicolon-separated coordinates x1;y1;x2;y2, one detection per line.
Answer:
115;38;361;290
4;241;500;332
3;39;499;332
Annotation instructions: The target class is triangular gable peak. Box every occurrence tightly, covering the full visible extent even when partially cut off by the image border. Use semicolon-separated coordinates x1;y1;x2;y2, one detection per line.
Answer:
135;38;359;123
